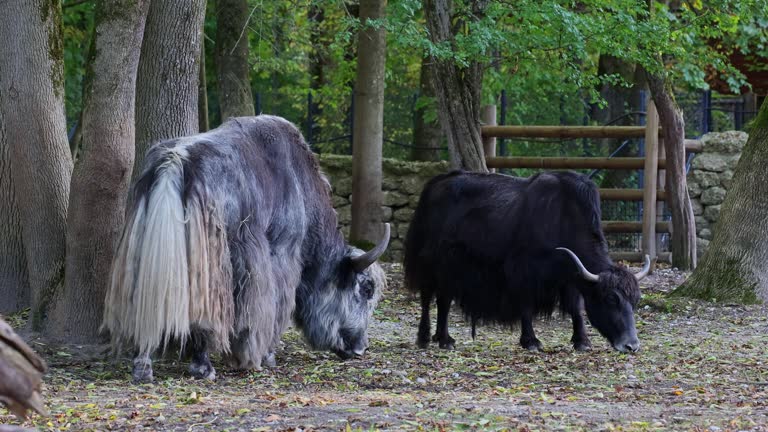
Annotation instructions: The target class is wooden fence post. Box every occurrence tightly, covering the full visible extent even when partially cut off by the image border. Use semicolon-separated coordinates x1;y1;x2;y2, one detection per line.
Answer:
481;105;497;172
642;99;659;272
656;136;667;254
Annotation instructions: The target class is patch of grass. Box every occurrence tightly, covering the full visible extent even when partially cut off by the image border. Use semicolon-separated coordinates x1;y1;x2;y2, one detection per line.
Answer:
3;307;30;329
638;292;687;313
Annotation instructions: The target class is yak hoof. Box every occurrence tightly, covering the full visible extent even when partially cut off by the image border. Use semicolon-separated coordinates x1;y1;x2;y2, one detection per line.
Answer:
188;361;217;381
573;340;592;352
131;362;154;384
438;341;455;350
521;338;543;352
416;332;430;348
262;351;277;368
437;336;455;350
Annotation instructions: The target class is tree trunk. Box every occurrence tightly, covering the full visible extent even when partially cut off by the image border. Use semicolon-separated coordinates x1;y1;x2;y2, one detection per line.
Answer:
0;0;73;330
0;110;30;313
308;3;327;141
423;0;488;172
215;0;254;120
646;72;696;270
592;55;636;128
45;0;151;343
351;0;387;246
593;55;637;188
133;0;206;177
199;42;210;132
270;3;287;102
411;58;443;162
673;98;768;303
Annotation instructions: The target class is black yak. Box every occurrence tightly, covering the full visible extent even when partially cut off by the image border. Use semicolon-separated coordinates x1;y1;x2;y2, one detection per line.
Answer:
403;170;649;353
102;115;390;382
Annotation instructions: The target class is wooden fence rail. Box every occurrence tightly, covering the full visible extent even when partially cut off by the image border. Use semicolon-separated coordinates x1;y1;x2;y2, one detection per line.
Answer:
478;99;696;267
486;156;667;170
481;125;654;139
599;189;667;201
602;221;670;233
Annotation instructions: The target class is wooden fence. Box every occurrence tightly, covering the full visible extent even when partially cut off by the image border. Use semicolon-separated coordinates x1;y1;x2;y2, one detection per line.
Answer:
479;102;701;267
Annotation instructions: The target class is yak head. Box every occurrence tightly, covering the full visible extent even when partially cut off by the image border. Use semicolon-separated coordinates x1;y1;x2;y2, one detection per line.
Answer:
557;247;648;353
297;224;390;360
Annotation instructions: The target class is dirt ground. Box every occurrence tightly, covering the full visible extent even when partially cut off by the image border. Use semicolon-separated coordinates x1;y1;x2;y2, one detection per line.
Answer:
3;262;768;431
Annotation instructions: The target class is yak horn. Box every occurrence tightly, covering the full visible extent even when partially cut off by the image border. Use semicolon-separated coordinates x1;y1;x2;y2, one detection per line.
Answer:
351;223;391;272
634;254;651;280
556;247;600;283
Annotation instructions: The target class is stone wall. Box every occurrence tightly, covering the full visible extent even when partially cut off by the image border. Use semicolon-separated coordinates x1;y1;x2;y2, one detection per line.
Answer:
318;131;747;262
318;154;449;261
686;131;747;257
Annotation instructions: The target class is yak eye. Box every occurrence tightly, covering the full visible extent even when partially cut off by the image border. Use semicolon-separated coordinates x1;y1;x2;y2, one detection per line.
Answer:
607;294;621;307
357;275;374;299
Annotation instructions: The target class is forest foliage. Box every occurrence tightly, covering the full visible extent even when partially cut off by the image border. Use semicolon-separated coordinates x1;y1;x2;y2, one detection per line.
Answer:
58;0;768;161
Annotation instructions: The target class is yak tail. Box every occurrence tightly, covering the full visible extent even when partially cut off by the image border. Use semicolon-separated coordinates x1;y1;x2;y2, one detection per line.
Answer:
102;150;233;357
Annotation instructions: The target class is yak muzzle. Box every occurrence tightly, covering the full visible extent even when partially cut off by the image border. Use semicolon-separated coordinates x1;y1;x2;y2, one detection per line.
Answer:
612;336;641;353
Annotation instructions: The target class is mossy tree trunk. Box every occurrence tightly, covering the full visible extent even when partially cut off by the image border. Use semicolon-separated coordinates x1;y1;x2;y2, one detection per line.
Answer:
214;0;254;120
133;0;206;177
351;0;387;247
199;43;210;132
423;0;488;172
673;98;768;303
0;0;73;330
46;0;151;343
646;71;696;270
0;109;30;313
411;58;443;162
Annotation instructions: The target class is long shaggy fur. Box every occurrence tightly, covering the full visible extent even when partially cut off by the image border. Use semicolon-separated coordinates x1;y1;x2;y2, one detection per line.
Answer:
102;146;235;356
102;115;386;371
403;170;622;330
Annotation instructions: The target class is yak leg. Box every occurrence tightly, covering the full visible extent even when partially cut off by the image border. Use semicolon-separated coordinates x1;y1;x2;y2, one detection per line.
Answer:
432;294;455;350
188;328;216;380
568;297;592;351
131;351;153;383
519;310;543;351
261;250;300;368
416;288;433;348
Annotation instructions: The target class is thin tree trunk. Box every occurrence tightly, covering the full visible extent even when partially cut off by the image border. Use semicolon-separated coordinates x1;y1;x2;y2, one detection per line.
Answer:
646;72;696;270
673;98;768;303
351;0;387;246
308;3;327;140
423;0;488;172
592;55;636;127
0;0;73;330
133;0;207;177
46;0;151;343
411;58;443;162
270;3;287;102
199;42;210;132
593;55;637;188
215;0;254;120
0;110;30;313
